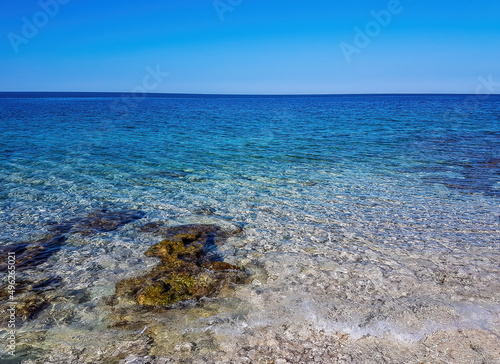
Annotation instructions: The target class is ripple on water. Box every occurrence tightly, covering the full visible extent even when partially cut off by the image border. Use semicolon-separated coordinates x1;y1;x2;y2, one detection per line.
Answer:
0;95;499;362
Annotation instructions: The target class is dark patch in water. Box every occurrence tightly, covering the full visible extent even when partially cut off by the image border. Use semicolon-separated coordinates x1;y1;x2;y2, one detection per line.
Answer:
0;208;145;323
17;296;50;321
0;210;144;273
409;157;500;197
0;235;66;273
0;348;46;364
32;277;63;292
48;209;145;236
138;221;243;237
155;170;190;179
193;206;216;215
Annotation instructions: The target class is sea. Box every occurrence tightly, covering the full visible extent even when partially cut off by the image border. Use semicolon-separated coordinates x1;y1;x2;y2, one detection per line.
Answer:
0;93;499;363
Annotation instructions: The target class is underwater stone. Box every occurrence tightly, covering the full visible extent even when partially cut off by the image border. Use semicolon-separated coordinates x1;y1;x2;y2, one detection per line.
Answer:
48;209;145;236
0;210;143;273
138;222;221;237
16;296;50;321
112;224;246;307
0;235;66;272
139;221;244;238
193;206;216;215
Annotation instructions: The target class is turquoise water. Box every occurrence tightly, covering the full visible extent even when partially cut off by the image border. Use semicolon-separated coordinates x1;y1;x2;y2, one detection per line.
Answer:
0;94;499;361
1;95;498;242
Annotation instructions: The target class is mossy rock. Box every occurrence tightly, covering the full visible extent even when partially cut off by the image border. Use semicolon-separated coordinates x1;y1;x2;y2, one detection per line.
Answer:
112;224;246;307
202;261;239;271
137;274;200;306
144;239;202;265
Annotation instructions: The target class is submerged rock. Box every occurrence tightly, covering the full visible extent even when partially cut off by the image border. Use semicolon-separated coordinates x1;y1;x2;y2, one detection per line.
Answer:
17;296;50;321
138;221;244;237
138;222;221;236
0;235;66;272
0;294;50;328
0;209;144;273
0;209;145;326
48;209;145;236
0;276;63;303
113;224;246;307
193;206;216;215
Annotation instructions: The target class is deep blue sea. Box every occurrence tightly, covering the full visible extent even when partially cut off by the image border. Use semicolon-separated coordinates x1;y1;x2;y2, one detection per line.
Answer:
0;93;499;362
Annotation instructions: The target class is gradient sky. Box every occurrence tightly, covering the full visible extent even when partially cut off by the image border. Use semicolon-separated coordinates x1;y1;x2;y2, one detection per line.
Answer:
1;0;499;94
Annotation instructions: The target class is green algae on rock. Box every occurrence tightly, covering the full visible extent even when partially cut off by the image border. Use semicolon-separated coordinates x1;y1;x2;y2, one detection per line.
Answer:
113;224;246;307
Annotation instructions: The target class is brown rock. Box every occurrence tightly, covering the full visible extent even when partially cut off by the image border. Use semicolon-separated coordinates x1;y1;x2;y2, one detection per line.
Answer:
112;224;246;307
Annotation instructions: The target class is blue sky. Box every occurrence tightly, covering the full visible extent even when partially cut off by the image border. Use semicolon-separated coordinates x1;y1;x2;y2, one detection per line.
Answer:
1;0;499;94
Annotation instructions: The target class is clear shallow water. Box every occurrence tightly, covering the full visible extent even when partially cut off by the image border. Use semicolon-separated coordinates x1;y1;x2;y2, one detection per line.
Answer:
0;94;499;362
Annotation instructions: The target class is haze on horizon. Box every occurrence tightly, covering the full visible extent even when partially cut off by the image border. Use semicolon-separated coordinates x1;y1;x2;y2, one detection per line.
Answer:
1;0;499;95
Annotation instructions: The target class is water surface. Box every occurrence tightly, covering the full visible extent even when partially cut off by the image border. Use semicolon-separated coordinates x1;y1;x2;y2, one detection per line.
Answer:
0;94;499;362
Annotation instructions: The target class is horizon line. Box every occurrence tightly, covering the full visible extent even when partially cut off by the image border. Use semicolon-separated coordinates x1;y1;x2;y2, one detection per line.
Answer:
1;91;499;97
